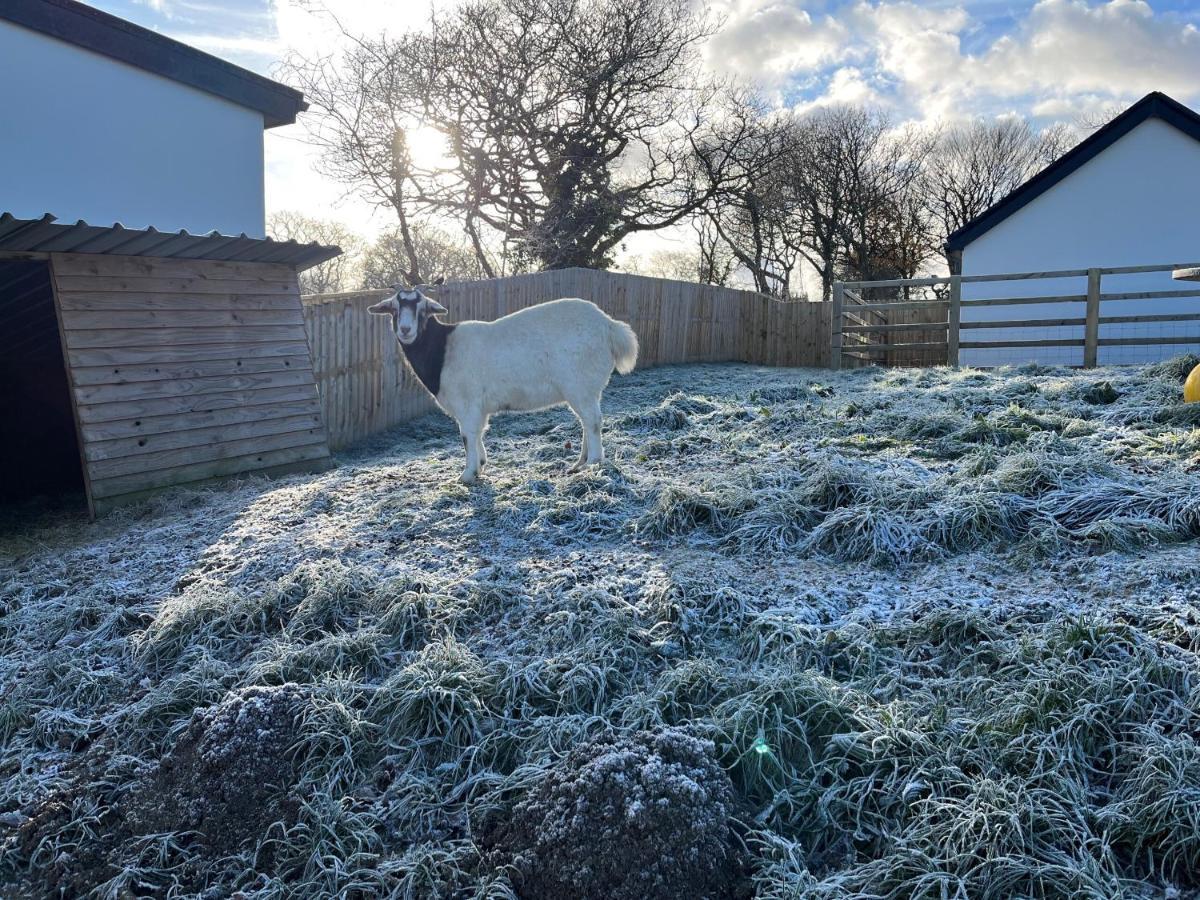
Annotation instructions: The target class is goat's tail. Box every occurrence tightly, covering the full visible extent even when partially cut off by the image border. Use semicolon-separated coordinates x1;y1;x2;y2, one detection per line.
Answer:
608;318;639;375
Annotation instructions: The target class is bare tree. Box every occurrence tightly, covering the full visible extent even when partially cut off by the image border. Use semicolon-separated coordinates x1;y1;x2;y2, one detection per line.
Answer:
360;222;492;288
692;217;736;287
286;0;751;273
1074;105;1123;133
922;118;1067;264
266;211;361;294
699;109;801;297
636;248;701;282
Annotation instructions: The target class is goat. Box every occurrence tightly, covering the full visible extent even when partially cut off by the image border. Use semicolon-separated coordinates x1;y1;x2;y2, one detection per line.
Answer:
369;282;638;483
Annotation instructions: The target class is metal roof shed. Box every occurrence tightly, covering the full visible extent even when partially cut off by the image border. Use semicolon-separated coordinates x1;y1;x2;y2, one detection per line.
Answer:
0;213;341;516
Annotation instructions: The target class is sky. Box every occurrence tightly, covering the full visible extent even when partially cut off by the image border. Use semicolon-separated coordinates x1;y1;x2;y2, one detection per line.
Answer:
92;0;1200;256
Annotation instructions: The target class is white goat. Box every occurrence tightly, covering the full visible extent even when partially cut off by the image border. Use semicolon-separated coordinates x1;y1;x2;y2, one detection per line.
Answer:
369;284;638;483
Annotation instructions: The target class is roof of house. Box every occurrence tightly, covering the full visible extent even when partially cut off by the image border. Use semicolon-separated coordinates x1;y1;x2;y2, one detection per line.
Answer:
0;212;341;269
945;91;1200;253
0;0;306;128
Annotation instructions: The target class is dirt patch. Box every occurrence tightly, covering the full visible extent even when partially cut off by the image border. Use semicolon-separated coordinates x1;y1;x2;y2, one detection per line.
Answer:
483;727;749;900
127;683;310;857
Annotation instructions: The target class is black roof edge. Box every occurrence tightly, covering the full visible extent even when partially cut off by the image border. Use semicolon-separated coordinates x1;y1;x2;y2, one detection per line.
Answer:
0;0;306;128
0;212;341;270
945;92;1200;253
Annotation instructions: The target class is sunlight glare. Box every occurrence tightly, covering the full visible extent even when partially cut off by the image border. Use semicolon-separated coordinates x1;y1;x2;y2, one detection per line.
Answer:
404;125;455;170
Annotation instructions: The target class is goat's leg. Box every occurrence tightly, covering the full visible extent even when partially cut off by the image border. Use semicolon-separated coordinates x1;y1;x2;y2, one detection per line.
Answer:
478;415;490;471
579;398;604;467
458;414;485;484
565;403;590;473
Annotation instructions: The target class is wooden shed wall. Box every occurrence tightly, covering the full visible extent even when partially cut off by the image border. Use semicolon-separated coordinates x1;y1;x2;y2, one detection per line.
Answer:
44;253;332;514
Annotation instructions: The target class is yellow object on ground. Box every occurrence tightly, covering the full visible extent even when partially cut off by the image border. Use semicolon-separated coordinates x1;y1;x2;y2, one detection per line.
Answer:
1185;364;1200;403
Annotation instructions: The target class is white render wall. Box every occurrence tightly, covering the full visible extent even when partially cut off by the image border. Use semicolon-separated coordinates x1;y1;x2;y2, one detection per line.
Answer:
960;118;1200;367
0;19;266;237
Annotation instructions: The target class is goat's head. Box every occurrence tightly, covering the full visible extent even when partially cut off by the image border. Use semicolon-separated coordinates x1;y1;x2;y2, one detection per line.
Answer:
367;277;447;345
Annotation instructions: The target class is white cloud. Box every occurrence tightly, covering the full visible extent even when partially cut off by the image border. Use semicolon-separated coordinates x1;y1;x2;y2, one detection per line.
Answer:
707;0;850;85
970;0;1200;103
703;0;1200;126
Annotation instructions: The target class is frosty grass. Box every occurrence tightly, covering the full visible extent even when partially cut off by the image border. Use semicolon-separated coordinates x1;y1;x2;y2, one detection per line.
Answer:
3;358;1200;898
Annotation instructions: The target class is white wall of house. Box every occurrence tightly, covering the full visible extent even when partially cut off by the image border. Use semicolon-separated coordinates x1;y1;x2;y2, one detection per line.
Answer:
960;118;1200;367
0;19;266;238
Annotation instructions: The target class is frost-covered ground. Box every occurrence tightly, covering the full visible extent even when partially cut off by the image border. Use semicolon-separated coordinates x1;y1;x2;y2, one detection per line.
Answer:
3;359;1200;899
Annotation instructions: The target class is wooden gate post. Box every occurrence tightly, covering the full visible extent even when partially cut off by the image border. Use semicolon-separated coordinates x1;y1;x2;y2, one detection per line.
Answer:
831;281;844;370
1084;268;1101;368
947;275;962;366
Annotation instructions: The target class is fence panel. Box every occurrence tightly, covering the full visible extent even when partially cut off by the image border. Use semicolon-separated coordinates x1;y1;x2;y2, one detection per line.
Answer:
833;262;1200;370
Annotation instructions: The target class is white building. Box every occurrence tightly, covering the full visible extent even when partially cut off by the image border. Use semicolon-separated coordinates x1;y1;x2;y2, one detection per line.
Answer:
0;0;306;238
948;92;1200;367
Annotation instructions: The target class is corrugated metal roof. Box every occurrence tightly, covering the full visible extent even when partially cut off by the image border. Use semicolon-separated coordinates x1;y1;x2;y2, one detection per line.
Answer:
0;213;342;270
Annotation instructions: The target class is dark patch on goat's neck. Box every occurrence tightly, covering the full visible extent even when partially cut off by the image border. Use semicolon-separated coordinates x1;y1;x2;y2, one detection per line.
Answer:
400;318;456;397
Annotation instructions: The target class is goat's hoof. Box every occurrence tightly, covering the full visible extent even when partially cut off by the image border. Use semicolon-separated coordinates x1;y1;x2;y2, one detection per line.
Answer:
459;472;479;485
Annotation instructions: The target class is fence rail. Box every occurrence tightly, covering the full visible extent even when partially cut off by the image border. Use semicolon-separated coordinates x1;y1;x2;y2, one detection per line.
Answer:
303;268;833;449
832;262;1200;370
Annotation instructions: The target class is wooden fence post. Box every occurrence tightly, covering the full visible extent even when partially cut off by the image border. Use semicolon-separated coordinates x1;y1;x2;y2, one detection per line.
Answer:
947;274;962;366
831;282;844;370
1084;268;1101;368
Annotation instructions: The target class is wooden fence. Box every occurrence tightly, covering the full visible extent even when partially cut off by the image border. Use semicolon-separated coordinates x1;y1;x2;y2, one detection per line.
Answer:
303;267;831;449
832;261;1200;370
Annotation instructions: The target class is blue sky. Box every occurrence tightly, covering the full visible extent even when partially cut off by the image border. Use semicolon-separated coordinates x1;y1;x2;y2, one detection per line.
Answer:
87;0;1200;238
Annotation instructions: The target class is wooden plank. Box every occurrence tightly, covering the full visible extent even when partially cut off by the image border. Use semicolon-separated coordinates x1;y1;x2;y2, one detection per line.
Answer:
850;300;949;312
88;426;328;480
843;322;949;333
960;269;1088;283
73;367;316;404
80;393;325;443
960;338;1085;349
89;442;330;500
852;341;948;351
65;324;309;349
961;317;1086;329
830;283;843;370
1099;261;1200;276
843;276;949;290
76;383;320;425
1098;288;1200;302
57;291;304;311
53;275;298;295
947;275;961;367
1098;335;1200;347
1100;312;1200;326
85;412;326;462
91;456;334;515
59;308;304;329
68;339;312;367
1083;268;1101;368
959;294;1086;308
50;254;295;281
70;353;313;386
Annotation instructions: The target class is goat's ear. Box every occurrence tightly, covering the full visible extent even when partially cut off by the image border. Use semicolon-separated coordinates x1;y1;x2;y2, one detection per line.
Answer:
423;297;448;316
367;298;398;316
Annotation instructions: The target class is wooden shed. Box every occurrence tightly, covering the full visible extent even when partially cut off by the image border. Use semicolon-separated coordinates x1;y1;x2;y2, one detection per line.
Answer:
0;212;339;516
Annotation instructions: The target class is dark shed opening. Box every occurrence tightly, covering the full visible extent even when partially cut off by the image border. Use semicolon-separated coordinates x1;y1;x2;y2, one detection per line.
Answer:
0;260;86;503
